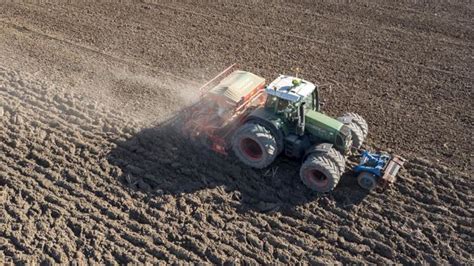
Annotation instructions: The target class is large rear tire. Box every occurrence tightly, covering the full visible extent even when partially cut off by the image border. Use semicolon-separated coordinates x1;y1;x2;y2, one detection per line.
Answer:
232;123;278;169
343;112;368;138
300;154;341;193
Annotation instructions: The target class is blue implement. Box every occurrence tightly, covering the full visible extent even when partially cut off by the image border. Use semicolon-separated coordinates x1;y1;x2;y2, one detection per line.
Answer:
353;150;390;178
353;150;406;190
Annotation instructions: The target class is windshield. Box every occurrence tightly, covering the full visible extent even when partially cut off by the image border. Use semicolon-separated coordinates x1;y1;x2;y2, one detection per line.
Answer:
265;96;295;115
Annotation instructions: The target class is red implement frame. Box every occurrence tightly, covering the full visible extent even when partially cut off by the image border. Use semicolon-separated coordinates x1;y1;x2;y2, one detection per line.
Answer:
182;64;267;155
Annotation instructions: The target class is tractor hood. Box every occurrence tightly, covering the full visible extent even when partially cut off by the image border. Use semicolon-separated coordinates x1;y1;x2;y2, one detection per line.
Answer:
304;110;344;141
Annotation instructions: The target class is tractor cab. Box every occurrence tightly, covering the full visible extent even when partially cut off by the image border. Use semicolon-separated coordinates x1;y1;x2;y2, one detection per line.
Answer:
264;75;321;134
262;75;351;154
265;75;320;112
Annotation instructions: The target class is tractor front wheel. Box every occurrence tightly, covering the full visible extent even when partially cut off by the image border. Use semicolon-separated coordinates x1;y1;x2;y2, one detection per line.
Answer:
300;154;341;193
232;123;278;169
343;112;369;138
348;122;365;149
338;113;367;149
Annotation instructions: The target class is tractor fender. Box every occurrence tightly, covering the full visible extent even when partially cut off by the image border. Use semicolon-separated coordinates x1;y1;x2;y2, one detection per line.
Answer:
245;115;284;155
303;143;334;161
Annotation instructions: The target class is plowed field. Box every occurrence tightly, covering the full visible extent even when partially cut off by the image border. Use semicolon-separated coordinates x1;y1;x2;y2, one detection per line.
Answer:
1;0;473;264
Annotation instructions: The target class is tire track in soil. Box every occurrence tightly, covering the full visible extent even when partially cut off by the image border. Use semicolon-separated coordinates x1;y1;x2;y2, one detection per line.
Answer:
0;18;198;86
4;1;472;81
146;1;473;80
169;0;474;71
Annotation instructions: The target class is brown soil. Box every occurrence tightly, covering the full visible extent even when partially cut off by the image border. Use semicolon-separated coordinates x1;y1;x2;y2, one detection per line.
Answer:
1;0;473;264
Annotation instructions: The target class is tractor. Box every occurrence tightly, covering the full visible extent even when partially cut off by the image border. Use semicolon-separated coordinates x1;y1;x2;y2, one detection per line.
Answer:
181;65;402;192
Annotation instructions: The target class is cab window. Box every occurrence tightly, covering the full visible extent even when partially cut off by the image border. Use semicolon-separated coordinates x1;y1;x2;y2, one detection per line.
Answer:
302;94;314;112
265;95;278;110
277;99;289;112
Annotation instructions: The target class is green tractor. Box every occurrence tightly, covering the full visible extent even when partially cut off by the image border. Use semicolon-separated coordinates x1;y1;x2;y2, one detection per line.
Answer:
231;75;368;192
184;66;368;193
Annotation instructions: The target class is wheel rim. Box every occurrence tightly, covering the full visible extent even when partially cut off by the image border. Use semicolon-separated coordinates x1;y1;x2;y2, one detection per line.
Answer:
240;138;263;160
361;177;373;189
360;175;375;190
304;169;329;188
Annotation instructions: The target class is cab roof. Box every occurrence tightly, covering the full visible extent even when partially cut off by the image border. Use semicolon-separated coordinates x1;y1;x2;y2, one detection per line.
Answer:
265;75;315;102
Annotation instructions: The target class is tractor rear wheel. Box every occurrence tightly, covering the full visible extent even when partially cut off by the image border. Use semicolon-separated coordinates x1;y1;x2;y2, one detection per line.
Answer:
300;154;341;193
232;123;278;169
343;112;368;138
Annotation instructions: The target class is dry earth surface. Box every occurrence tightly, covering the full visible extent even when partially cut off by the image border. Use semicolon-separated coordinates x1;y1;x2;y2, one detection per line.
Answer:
1;0;473;264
